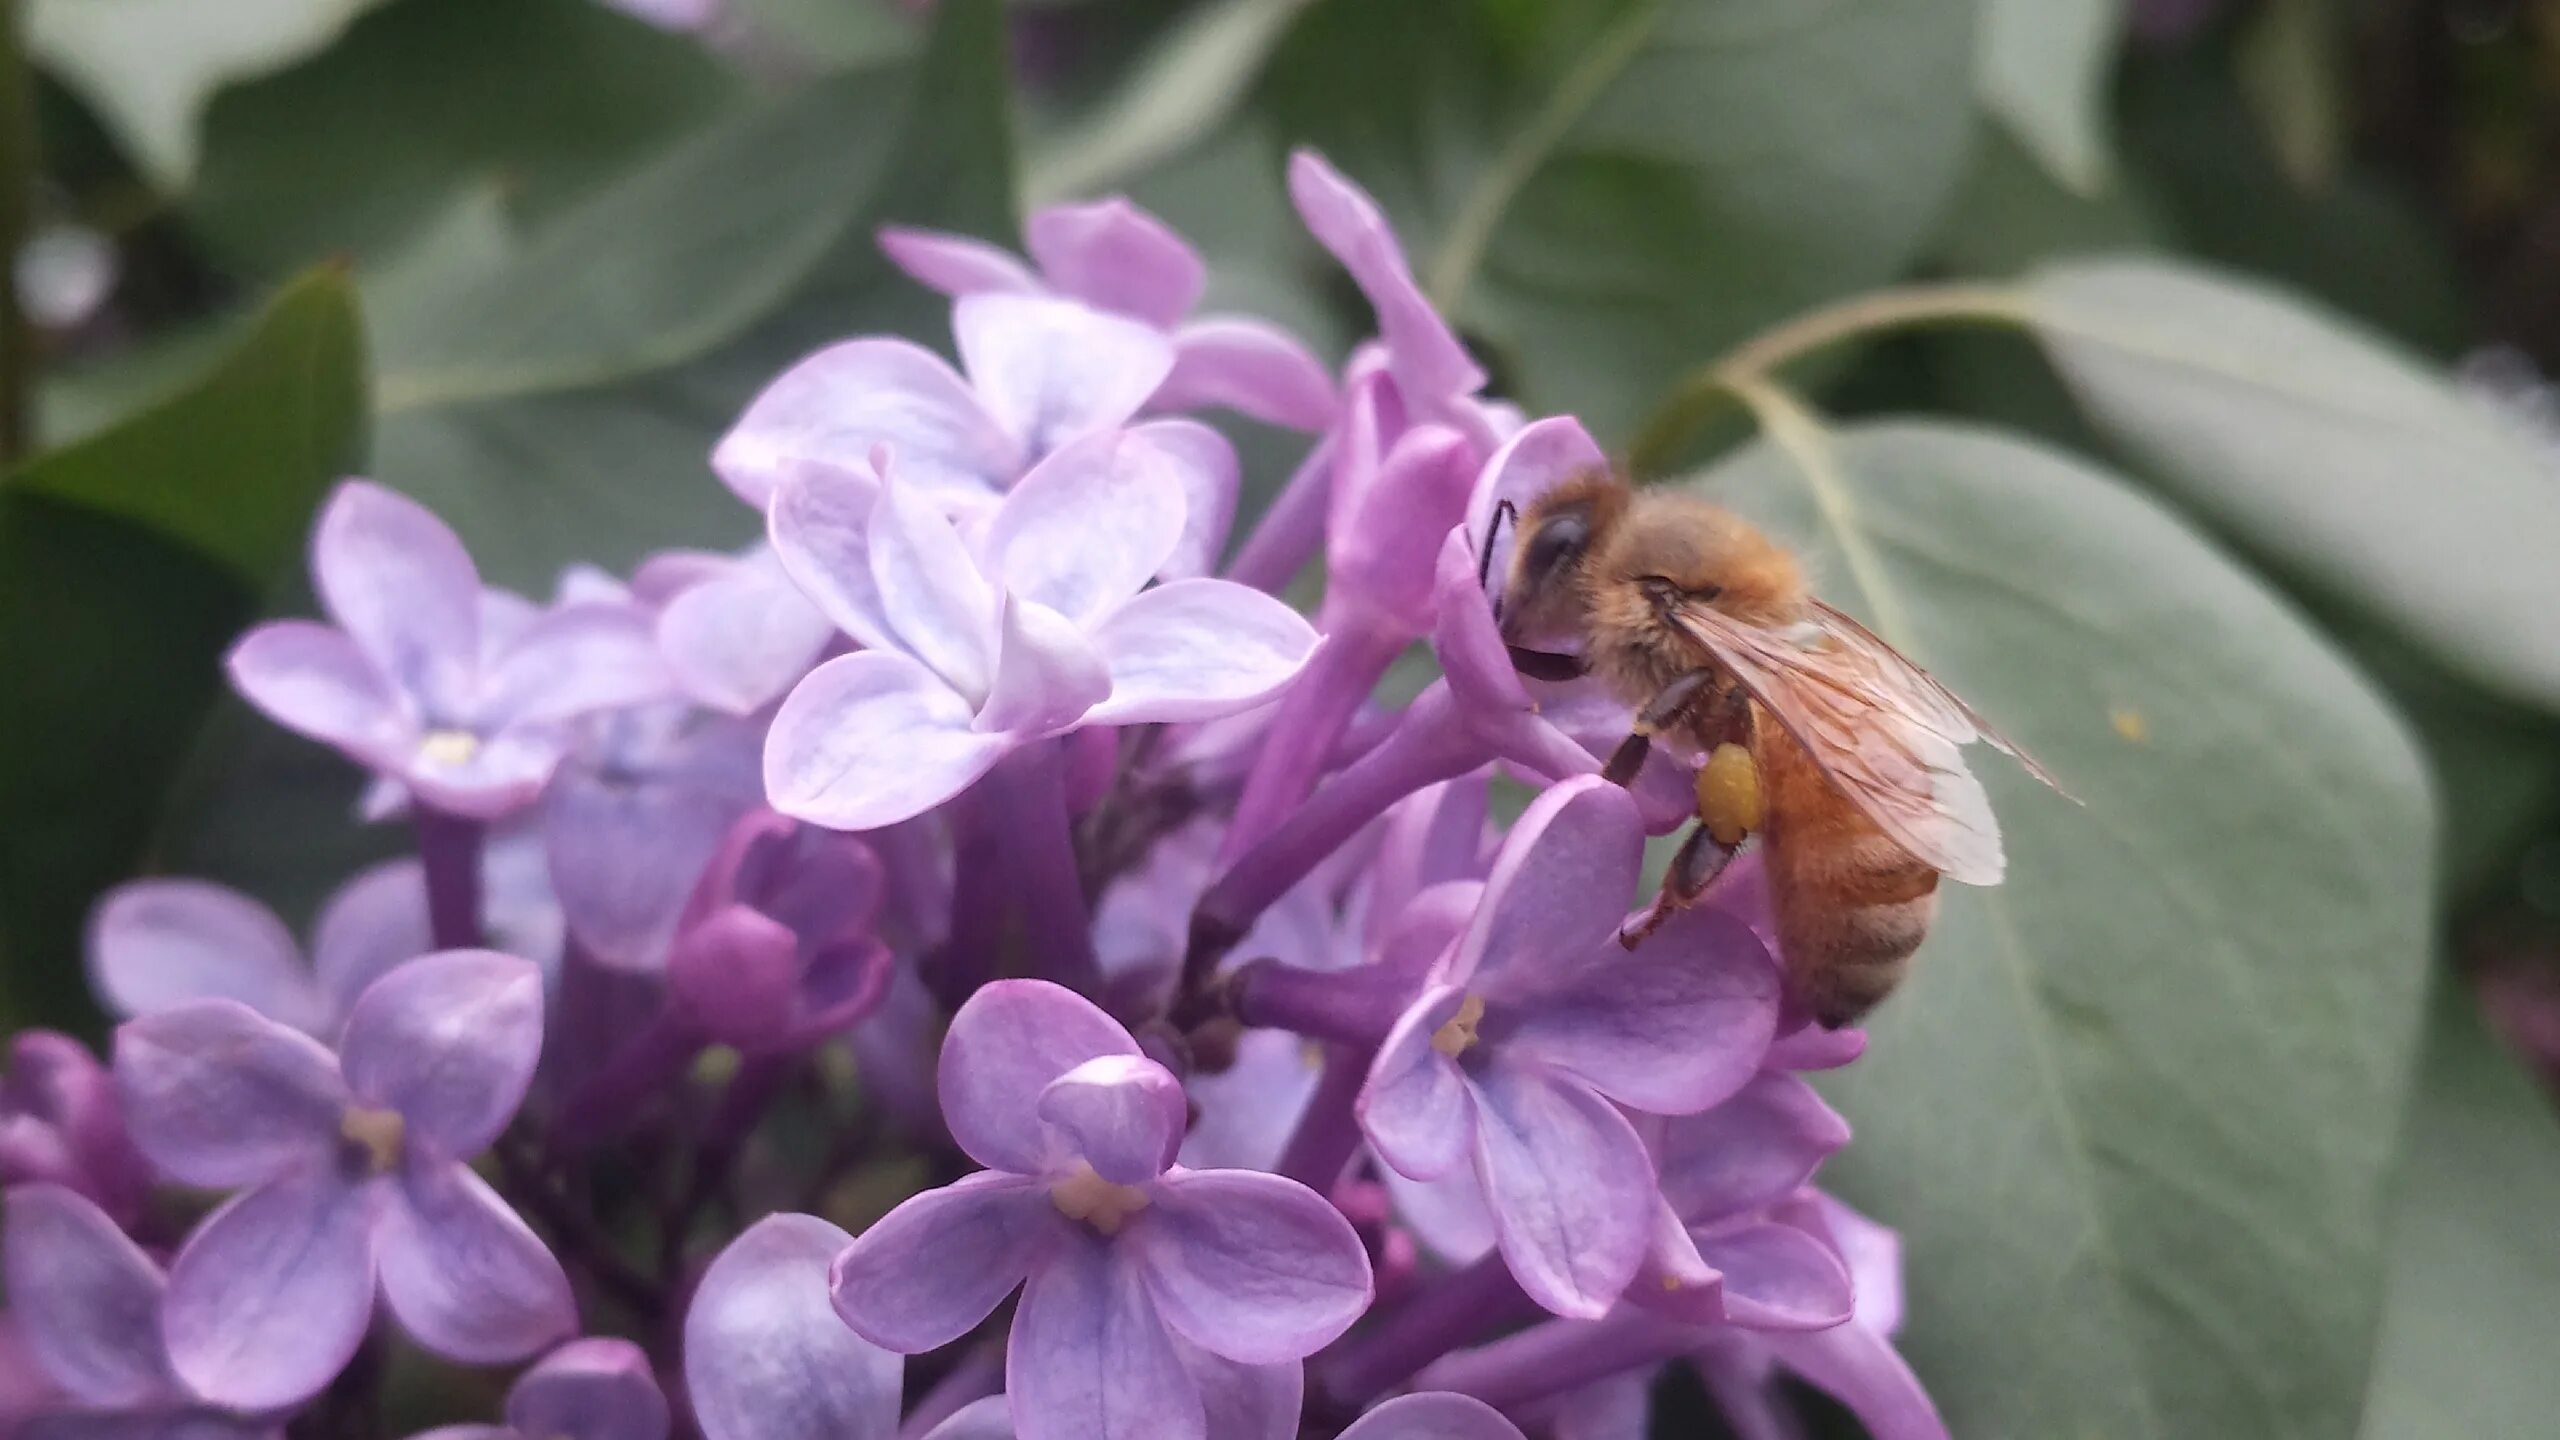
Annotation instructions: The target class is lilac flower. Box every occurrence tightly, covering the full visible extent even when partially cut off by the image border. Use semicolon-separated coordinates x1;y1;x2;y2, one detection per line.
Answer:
542;705;763;971
408;1338;667;1440
664;812;895;1052
762;444;1317;830
829;981;1371;1440
1359;777;1780;1318
1625;1076;1858;1331
683;1214;902;1440
1338;1393;1525;1440
226;481;670;821
880;198;1338;432
0;1035;149;1228
650;547;836;717
2;1184;273;1439
87;867;429;1035
112;951;573;1409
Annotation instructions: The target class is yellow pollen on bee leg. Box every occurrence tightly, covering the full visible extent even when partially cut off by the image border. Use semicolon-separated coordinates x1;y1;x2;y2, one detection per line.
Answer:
340;1107;406;1174
1049;1163;1152;1236
1697;742;1763;847
1430;993;1488;1058
2110;707;2148;744
418;729;481;767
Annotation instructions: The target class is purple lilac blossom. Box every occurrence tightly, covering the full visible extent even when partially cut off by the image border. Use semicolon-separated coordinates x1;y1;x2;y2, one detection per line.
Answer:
87;866;431;1035
111;952;572;1409
0;1034;150;1228
684;1214;902;1440
1338;1393;1526;1440
829;981;1370;1440
541;704;763;971
650;547;836;717
407;1337;667;1440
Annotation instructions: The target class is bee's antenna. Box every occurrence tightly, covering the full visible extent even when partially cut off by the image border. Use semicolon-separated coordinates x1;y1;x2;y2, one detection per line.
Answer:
1478;500;1517;593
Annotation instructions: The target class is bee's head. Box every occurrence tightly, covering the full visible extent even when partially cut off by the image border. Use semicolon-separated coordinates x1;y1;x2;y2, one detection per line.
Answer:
1497;472;1626;644
1605;494;1806;628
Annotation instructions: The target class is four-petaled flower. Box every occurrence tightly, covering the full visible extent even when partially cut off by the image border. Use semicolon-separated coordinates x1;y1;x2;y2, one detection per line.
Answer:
829;981;1372;1440
112;950;573;1409
406;1337;668;1440
88;866;429;1035
762;443;1319;829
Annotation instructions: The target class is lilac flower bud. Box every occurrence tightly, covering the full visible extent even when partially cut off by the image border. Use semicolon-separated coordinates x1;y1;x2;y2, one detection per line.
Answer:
0;1036;149;1227
407;1337;668;1440
663;813;894;1052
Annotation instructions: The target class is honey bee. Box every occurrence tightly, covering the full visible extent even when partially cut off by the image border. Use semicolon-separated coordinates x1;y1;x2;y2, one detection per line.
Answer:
1489;472;2062;1028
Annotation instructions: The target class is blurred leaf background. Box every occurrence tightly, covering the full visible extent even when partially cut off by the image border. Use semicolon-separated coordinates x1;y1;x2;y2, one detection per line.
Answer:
5;0;2560;1435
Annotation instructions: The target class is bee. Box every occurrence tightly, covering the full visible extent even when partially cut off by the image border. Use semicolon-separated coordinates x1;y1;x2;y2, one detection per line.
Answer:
1488;472;2062;1028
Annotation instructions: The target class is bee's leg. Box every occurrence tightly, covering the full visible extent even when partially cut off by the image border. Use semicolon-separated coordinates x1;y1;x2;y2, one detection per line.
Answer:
1603;669;1716;786
1619;823;1743;949
1506;646;1588;683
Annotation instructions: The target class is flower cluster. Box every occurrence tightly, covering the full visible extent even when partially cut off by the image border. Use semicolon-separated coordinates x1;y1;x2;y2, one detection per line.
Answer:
0;153;1942;1440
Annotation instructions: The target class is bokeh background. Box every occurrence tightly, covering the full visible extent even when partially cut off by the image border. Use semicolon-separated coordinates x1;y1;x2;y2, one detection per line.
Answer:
4;0;2560;1436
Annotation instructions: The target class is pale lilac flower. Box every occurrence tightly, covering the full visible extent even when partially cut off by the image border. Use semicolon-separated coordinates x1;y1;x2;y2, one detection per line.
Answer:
542;705;763;971
651;548;837;717
226;482;671;820
1359;777;1780;1318
1625;1076;1857;1331
684;1214;902;1440
881;198;1337;432
829;981;1370;1440
2;1184;273;1439
0;1035;150;1228
1338;1393;1525;1440
86;867;430;1035
112;952;572;1410
408;1338;666;1440
664;812;895;1051
762;444;1317;830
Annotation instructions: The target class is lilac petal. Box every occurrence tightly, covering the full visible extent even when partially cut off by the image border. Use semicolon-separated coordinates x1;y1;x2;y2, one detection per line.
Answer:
1185;1342;1302;1440
1083;580;1319;726
918;1396;1016;1440
506;1337;668;1440
687;1214;903;1440
1127;1168;1371;1364
1767;1023;1866;1072
407;1428;515;1440
1383;1164;1496;1266
1160;319;1338;432
399;728;567;821
1007;1234;1202;1440
1462;418;1609;611
1337;1393;1526;1440
830;1173;1057;1352
1547;1373;1652;1440
162;1175;377;1411
983;431;1188;626
1285;153;1483;406
545;764;754;975
713;339;1016;508
478;604;670;729
1130;421;1239;582
309;860;434;1025
1330;426;1476;633
113;1002;344;1186
311;481;481;714
879;226;1042;299
938;980;1141;1174
869;468;1000;699
954;295;1173;457
976;596;1111;738
378;1162;574;1363
632;547;732;602
1376;881;1480;983
1036;1056;1185;1185
657;557;836;716
1025;199;1204;328
1622;1189;1723;1326
87;881;322;1031
1427;533;1532;714
1815;1194;1904;1335
1179;1029;1320;1173
1451;776;1638;991
1358;987;1475;1182
1694;1221;1853;1331
339;950;542;1158
4;1185;171;1405
1499;916;1778;1115
1759;1320;1948;1440
224;620;411;764
764;652;1011;831
1471;1063;1653;1319
767;459;894;651
1655;1075;1850;1224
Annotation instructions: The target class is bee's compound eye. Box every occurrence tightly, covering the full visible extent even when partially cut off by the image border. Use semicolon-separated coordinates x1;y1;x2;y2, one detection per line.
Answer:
1520;512;1590;584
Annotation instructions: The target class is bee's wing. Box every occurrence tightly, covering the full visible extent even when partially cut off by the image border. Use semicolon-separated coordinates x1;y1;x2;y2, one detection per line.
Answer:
1807;600;2072;796
1668;600;2008;885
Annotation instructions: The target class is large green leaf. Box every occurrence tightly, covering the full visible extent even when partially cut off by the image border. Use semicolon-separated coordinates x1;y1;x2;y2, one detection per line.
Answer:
2023;258;2560;715
2357;983;2560;1438
1977;0;2123;195
0;271;366;1029
188;0;741;276
1693;418;2432;1437
1263;0;1977;438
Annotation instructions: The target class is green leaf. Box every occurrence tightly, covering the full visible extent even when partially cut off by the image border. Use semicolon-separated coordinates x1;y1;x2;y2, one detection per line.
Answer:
1977;0;2124;195
1028;0;1309;204
188;0;742;276
0;270;366;1029
2357;982;2560;1437
2022;258;2560;714
1693;417;2432;1437
26;0;386;185
1263;0;1977;438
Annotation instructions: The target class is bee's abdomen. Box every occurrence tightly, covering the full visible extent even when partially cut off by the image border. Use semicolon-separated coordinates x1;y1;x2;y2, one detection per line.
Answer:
1754;726;1941;1029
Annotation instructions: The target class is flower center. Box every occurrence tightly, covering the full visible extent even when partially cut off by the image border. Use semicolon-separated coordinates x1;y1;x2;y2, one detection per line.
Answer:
1431;993;1488;1058
1049;1162;1150;1236
339;1107;406;1175
418;729;481;767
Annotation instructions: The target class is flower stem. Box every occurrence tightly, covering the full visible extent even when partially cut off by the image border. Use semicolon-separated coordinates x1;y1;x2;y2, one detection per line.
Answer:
1221;621;1408;863
413;808;484;950
982;741;1102;995
1233;960;1407;1048
1274;1042;1371;1193
1317;1252;1541;1406
1410;1310;1695;1413
1223;432;1335;594
1627;283;2034;476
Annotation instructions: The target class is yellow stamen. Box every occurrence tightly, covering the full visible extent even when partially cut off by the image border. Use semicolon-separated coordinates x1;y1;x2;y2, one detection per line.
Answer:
418;729;481;767
1049;1163;1152;1236
1431;993;1488;1058
340;1107;406;1174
